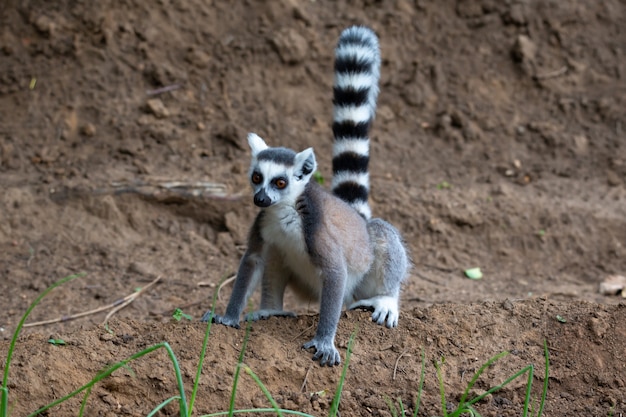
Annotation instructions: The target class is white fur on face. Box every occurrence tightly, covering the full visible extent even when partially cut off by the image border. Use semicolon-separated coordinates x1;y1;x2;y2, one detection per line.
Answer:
249;160;307;206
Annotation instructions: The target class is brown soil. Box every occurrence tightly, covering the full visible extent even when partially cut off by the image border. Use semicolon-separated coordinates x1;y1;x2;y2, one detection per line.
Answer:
1;1;625;416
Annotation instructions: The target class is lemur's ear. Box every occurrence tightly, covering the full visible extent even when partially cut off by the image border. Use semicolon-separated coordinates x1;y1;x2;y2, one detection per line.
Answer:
294;148;317;181
247;133;268;156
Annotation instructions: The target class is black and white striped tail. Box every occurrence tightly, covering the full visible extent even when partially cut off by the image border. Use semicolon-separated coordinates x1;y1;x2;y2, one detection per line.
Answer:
331;26;380;220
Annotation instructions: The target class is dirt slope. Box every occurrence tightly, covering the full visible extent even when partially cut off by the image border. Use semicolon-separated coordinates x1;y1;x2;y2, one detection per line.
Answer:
1;0;625;416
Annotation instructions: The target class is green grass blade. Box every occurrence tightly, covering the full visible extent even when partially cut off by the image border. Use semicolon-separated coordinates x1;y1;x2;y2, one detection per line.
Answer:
78;385;92;417
243;365;282;416
384;396;398;417
200;408;315;417
1;272;85;414
188;280;222;415
1;387;8;417
228;316;253;417
466;405;481;416
413;347;425;417
397;397;406;416
2;273;84;388
147;396;182;417
521;364;534;416
27;342;188;417
536;340;549;417
457;351;509;408
329;328;357;417
465;364;533;407
435;358;448;417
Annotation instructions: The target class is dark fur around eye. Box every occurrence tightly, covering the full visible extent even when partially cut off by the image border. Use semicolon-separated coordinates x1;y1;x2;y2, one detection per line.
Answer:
251;172;263;184
273;177;288;189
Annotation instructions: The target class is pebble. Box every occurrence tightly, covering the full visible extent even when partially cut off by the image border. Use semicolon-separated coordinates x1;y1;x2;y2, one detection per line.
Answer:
512;35;537;63
81;122;96;137
146;98;170;118
34;15;55;36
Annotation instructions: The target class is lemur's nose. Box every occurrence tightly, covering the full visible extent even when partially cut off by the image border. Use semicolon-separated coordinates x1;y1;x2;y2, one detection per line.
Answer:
254;190;272;207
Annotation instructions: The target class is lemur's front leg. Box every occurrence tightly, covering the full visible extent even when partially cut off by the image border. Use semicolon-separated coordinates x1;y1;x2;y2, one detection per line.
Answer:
303;262;346;366
201;213;265;327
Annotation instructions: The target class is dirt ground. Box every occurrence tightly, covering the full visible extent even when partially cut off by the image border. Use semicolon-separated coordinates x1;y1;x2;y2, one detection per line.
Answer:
1;0;625;416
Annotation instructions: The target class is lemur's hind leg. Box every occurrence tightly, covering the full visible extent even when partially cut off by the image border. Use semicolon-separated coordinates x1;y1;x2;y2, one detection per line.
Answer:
349;218;409;328
247;246;297;322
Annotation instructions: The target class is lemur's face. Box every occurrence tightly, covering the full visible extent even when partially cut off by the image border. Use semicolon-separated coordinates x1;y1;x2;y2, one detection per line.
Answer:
246;133;317;208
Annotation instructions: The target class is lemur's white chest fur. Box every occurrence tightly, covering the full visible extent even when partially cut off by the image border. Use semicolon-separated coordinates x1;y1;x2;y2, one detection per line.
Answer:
260;203;306;254
260;203;323;294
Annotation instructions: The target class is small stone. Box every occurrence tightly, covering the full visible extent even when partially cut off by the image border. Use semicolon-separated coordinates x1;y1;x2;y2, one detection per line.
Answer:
128;261;157;277
512;35;536;63
573;135;588;155
81;122;96;137
185;48;211;69
100;332;115;342
34;15;55;36
606;170;622;187
146;98;170;118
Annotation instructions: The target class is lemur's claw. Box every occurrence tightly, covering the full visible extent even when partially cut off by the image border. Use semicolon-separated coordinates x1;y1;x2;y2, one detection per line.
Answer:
202;312;240;329
303;338;341;367
246;310;296;322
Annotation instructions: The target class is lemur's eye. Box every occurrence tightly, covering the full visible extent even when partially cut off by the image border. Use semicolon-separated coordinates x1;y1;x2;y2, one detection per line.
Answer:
251;172;263;184
274;178;287;189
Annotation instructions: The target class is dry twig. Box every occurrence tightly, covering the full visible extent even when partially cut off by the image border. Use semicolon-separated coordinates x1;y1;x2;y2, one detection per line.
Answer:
216;275;236;300
393;349;411;380
300;365;313;392
50;179;240;202
24;276;162;328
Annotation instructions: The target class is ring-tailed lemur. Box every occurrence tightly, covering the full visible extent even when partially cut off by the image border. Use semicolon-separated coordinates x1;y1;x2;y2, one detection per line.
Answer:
202;26;409;366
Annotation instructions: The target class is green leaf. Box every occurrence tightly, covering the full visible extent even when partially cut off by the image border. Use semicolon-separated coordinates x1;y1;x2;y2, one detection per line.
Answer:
437;180;452;190
172;308;192;321
556;315;567;323
47;338;66;346
464;268;483;280
313;171;325;185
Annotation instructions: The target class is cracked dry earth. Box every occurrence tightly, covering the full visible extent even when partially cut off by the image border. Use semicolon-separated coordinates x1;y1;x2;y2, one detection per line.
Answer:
1;0;625;416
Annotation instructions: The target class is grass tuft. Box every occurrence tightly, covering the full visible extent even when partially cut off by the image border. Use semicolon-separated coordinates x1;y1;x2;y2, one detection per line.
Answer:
329;328;357;417
1;272;85;416
2;273;550;417
391;342;550;417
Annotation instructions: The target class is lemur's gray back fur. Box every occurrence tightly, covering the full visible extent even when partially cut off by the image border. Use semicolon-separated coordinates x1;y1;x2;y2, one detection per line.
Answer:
331;26;381;220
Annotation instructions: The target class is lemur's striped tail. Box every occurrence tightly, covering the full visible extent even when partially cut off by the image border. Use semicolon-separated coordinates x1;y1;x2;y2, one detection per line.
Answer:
331;26;380;220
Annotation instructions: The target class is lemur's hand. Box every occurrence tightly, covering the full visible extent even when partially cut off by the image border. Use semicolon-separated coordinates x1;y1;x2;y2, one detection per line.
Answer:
303;337;341;367
201;311;240;329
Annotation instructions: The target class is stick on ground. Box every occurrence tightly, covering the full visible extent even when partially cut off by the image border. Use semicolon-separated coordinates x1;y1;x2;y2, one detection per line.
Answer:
24;276;162;328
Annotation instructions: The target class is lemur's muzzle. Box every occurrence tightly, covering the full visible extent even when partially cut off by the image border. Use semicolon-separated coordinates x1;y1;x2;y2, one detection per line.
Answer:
254;190;272;207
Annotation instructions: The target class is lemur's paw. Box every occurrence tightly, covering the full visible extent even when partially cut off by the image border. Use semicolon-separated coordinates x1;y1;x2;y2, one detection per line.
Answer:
349;296;399;328
202;312;241;329
246;309;296;322
303;338;341;367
